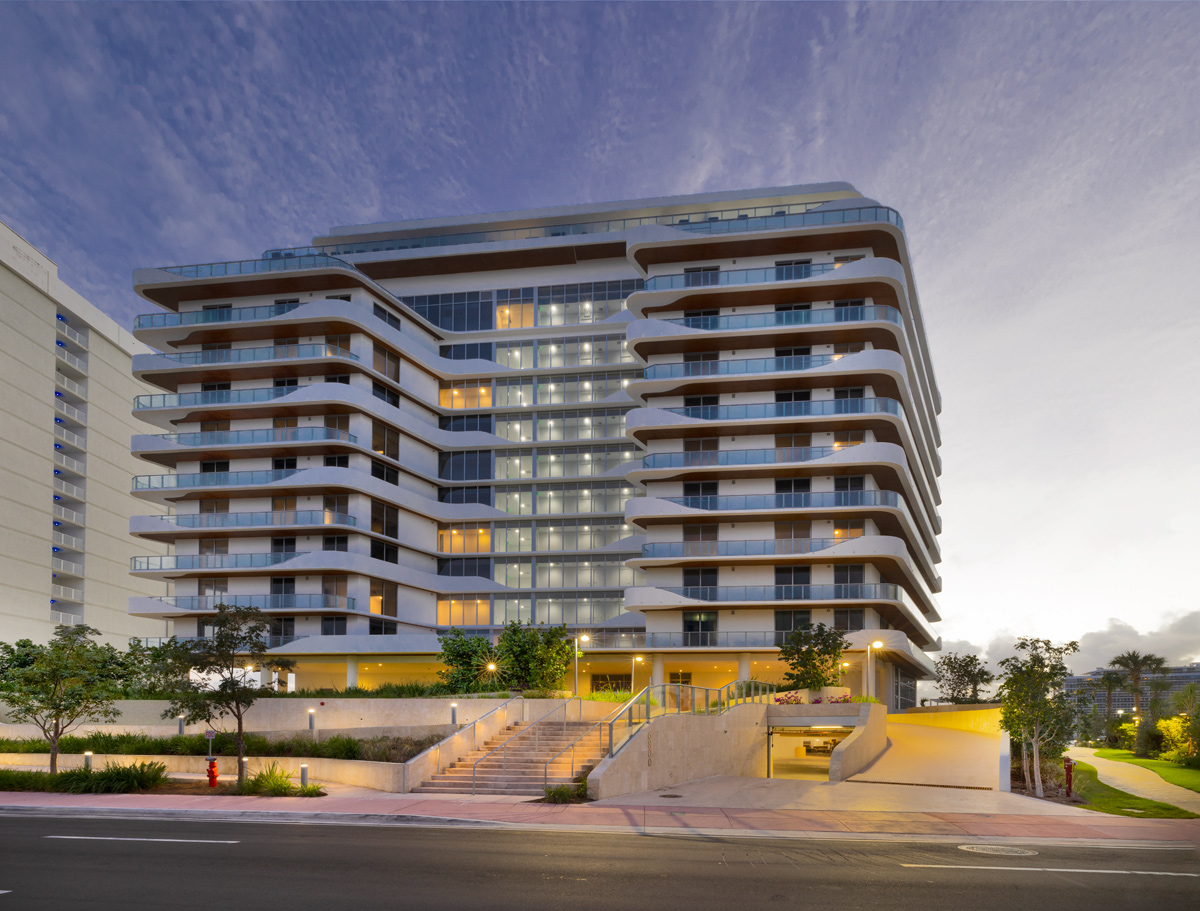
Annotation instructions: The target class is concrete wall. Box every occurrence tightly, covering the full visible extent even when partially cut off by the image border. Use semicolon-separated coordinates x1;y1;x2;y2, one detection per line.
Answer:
892;705;1003;735
764;702;887;783
588;702;769;799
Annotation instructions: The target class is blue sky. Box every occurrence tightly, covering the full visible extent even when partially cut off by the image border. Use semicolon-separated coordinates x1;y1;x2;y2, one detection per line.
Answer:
2;1;1198;672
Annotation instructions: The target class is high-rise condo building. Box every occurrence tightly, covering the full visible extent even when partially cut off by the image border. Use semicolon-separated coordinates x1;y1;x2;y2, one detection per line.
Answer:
128;183;942;707
0;219;171;644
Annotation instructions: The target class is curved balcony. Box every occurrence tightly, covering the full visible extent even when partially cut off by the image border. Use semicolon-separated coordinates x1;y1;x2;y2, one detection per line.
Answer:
134;386;294;412
146;343;358;366
134;301;302;331
663;304;900;333
160;254;353;281
664;489;900;512
643;353;840;381
148;427;357;448
130;594;358;613
641;538;840;559
133;469;299;492
644;262;843;292
667;396;899;422
150;510;356;531
659;582;918;610
131;552;309;572
640;446;838;472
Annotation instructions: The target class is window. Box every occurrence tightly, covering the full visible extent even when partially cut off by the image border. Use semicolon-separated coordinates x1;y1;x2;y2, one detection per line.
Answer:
437;597;490;626
834;564;865;585
200;420;230;433
682;309;719;329
200;460;229;474
439;414;493;433
321;616;347;636
833;608;864;631
894;668;917;710
834;299;866;321
202;303;233;320
329;294;352;303
372;382;399;408
683;266;719;287
774;610;811;641
273;416;298;432
371;501;398;538
774;566;811;586
438;525;491;554
834;255;866;264
774;259;812;281
835;476;865;492
439;451;492;481
323;536;348;552
200;499;229;514
373;422;400;460
682;567;717;590
371;459;398;485
272;457;296;471
834;387;865;400
833;342;865;357
370;579;398;617
682;523;718;556
373;344;401;382
271;537;296;555
325;414;349;435
440;342;493;361
438;487;493;506
592;674;632;692
370;618;398;635
273;377;298;389
270;577;295;596
833;520;865;540
373;303;401;331
323;496;348;522
495;287;536;329
401;290;494;332
322;575;347;602
775;389;811;404
439;382;492;409
683;481;718;501
198;538;227;555
270;618;295;637
370;540;398;563
682;611;717;646
833;431;865;449
668;672;693;685
324;454;349;468
324;374;350;385
438;557;491;578
774;478;810;495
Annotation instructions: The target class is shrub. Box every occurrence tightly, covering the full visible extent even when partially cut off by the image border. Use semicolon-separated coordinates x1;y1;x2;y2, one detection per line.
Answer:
811;695;852;704
0;769;57;791
240;762;298;797
543;775;588;803
358;734;444;764
774;692;806;705
54;762;168;794
584;690;635;703
851;695;881;704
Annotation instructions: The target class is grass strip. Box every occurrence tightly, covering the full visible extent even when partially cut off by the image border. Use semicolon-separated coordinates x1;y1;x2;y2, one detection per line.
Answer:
1072;761;1198;818
1092;749;1200;794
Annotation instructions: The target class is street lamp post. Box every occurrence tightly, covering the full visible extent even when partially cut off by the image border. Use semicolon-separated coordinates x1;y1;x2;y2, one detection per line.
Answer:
866;640;884;699
631;655;643;691
574;634;590;695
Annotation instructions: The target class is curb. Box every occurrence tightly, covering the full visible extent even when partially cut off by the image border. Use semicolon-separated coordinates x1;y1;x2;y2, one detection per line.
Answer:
0;805;1194;849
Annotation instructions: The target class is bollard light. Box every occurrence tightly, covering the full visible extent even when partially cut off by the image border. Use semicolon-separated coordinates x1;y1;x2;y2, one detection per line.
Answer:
308;708;316;731
177;714;185;736
83;751;93;771
300;763;308;788
450;702;458;725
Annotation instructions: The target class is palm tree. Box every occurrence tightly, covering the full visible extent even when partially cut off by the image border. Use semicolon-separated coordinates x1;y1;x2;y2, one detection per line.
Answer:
1109;651;1167;716
1092;670;1126;725
1174;682;1200;719
1147;677;1173;721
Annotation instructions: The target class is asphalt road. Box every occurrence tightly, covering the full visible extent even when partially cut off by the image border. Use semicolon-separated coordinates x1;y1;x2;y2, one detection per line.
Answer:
0;815;1196;910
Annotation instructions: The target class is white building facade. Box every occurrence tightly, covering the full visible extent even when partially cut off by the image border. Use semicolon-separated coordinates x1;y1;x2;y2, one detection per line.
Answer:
128;183;942;706
0;220;171;645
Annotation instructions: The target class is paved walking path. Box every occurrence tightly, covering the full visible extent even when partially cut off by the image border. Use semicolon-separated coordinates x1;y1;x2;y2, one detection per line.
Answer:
1067;747;1200;814
2;775;1198;848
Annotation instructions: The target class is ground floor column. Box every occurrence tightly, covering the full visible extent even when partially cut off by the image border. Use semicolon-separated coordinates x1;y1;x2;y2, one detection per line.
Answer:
346;657;359;688
738;654;752;681
651;654;664;686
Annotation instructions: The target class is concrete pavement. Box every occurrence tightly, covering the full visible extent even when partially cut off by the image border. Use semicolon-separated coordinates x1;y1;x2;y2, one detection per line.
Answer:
848;723;1002;789
1068;747;1200;814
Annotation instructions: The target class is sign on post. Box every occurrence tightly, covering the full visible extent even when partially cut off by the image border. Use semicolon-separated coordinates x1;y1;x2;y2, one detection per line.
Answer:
204;730;216;740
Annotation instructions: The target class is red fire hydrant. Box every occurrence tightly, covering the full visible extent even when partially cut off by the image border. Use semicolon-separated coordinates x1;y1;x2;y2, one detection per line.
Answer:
207;758;219;788
1063;757;1075;798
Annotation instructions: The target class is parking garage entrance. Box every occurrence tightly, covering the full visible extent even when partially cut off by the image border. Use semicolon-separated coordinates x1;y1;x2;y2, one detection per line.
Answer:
767;725;855;781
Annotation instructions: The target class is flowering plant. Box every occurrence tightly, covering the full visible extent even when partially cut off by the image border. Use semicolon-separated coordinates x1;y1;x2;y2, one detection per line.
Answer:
810;694;853;704
774;691;807;705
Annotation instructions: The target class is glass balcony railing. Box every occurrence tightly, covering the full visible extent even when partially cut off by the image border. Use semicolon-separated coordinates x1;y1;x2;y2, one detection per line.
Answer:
156;254;354;280
150;343;359;366
645;263;844;292
666;396;900;421
663;582;903;602
662;304;900;332
640;446;839;470
643;353;840;381
140;594;357;612
583;630;799;649
134;301;303;331
131;552;309;571
263;205;902;259
133;469;300;491
154;510;356;530
641;538;842;558
149;427;357;447
664;489;900;511
134;386;296;410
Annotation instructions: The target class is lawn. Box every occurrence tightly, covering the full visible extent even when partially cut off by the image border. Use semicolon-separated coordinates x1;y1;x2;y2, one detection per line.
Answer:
1071;761;1198;818
1092;749;1200;794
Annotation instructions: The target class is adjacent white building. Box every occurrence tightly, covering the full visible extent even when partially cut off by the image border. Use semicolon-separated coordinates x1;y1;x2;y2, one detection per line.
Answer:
0;219;171;645
127;183;942;707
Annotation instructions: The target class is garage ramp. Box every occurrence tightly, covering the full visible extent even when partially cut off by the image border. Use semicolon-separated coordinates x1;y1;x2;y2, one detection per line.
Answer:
848;722;1002;790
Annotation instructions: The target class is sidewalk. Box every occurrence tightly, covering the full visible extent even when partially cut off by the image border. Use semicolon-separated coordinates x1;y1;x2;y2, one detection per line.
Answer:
2;777;1198;848
1067;747;1200;814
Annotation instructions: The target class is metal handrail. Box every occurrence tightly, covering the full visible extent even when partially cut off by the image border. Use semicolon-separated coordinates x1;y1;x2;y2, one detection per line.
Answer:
407;694;525;780
541;702;628;791
471;698;575;794
606;679;777;757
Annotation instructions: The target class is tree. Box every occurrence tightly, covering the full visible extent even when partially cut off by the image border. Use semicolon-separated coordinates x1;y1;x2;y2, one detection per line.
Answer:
1091;670;1126;728
934;653;996;703
0;625;123;772
779;623;849;692
998;637;1079;798
436;628;501;693
122;636;195;698
1172;682;1200;759
495;621;574;691
1109;650;1167;716
164;605;294;787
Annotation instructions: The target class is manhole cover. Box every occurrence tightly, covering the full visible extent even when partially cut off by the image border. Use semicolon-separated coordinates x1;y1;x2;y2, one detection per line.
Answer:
659;794;683;798
958;845;1038;856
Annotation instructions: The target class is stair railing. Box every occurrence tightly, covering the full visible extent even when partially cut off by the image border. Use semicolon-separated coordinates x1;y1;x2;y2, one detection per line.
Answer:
471;697;578;794
607;679;777;757
541;703;628;791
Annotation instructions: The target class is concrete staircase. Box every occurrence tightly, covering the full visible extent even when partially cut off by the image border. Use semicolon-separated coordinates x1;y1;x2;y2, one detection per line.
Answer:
412;720;607;797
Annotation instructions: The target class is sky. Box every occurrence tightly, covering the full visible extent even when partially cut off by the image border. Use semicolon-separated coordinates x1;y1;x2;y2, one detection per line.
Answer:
2;1;1198;675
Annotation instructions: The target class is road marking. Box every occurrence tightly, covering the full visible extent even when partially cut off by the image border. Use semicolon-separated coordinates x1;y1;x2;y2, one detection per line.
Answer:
902;864;1198;877
45;836;238;844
